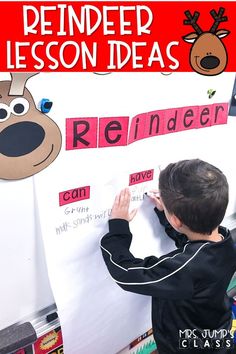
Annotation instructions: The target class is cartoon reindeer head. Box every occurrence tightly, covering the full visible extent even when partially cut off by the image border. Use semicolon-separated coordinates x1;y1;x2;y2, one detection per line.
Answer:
0;73;62;180
183;7;230;76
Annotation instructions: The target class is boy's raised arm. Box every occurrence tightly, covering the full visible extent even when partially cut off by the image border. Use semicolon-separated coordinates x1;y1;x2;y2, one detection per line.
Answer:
100;188;194;300
100;218;194;299
147;191;188;248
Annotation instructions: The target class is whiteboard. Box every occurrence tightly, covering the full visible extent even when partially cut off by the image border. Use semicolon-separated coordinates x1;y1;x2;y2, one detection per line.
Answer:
0;72;236;354
0;177;55;330
35;72;236;354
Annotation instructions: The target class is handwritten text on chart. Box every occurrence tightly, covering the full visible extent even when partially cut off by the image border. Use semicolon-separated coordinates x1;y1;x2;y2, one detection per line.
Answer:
56;208;111;235
56;184;151;235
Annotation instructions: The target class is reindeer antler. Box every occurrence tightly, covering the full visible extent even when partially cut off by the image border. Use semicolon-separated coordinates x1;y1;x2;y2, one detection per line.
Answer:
183;10;203;35
9;72;39;96
209;7;228;33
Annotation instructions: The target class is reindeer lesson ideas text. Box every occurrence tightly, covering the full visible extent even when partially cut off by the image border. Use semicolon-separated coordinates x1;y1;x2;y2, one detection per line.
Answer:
7;4;180;71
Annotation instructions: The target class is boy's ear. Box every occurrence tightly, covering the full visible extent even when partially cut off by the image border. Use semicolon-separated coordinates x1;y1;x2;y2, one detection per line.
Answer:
169;214;183;230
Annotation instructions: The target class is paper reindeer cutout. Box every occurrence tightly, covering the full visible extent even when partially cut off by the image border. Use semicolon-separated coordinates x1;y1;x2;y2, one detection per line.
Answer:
183;7;230;76
0;73;62;180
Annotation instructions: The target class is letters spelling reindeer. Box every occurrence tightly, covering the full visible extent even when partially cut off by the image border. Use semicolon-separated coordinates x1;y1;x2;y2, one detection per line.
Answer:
183;8;230;76
0;73;62;180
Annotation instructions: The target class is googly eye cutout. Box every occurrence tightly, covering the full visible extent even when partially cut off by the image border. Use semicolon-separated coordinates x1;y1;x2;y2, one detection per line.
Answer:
0;103;11;122
10;97;30;116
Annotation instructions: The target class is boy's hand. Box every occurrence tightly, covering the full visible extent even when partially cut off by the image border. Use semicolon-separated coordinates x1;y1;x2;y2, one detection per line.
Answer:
147;190;164;211
110;188;137;221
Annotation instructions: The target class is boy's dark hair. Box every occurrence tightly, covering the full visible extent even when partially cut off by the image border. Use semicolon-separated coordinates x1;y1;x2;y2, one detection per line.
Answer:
159;159;229;235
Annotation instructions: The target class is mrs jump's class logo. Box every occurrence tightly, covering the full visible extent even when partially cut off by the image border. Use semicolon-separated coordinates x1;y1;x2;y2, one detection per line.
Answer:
179;329;235;350
0;73;62;180
183;7;230;76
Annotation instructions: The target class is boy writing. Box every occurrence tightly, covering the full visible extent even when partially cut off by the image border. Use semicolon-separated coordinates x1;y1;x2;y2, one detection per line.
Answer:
100;159;236;353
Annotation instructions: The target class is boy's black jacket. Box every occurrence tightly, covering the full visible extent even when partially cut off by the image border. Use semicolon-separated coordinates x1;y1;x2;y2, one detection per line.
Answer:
100;209;236;353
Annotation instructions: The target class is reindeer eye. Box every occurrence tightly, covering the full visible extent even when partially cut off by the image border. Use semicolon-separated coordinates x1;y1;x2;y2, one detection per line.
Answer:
0;103;11;122
10;98;29;116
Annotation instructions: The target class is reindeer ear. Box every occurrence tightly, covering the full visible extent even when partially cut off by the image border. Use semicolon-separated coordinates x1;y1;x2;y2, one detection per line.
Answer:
182;32;199;43
216;29;230;39
9;72;39;96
